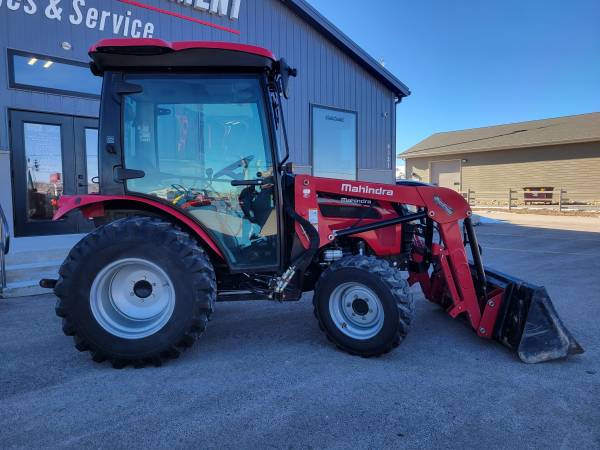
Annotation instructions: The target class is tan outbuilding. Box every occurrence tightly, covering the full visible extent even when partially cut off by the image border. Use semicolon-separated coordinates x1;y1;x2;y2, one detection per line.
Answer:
400;112;600;194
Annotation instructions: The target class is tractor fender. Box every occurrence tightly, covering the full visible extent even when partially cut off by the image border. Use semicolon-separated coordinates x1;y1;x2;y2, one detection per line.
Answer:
54;195;224;259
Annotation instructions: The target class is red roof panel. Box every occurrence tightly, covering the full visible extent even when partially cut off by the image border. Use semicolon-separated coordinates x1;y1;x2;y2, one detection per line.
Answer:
89;38;276;61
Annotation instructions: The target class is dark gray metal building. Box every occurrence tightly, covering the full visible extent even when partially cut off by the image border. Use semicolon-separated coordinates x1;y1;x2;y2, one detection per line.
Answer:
0;0;409;239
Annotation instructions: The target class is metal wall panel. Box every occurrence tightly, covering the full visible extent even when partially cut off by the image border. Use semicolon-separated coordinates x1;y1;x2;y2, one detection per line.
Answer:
0;0;396;178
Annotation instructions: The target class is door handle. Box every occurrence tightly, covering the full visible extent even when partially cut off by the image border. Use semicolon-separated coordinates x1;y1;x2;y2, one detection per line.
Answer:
230;179;264;186
231;176;274;187
114;167;145;181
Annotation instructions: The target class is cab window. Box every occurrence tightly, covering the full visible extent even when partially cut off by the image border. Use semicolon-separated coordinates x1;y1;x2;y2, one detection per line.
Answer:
122;75;278;269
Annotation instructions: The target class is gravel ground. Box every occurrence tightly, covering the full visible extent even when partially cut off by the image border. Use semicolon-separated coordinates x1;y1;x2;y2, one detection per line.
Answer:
1;215;599;449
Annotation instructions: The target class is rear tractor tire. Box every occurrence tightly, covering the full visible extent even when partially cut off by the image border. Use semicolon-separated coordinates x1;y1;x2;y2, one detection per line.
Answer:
55;216;216;368
313;255;414;357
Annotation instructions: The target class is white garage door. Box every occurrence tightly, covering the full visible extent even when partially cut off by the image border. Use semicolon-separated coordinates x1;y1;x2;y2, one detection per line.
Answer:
431;160;461;191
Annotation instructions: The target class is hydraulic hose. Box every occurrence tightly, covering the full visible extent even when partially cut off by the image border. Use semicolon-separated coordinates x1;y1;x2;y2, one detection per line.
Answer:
285;205;320;272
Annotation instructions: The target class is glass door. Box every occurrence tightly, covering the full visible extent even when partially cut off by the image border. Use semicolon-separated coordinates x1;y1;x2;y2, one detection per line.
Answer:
10;111;98;236
74;117;100;233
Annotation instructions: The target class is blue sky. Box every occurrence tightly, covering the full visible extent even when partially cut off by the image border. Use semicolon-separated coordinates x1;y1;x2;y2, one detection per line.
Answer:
306;0;600;160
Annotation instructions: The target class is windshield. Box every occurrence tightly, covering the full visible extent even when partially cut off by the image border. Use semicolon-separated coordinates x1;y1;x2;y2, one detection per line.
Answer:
123;75;273;191
122;74;279;268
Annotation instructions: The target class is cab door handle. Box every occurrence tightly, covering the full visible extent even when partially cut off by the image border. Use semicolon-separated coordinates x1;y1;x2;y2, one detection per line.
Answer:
231;176;274;186
231;179;264;186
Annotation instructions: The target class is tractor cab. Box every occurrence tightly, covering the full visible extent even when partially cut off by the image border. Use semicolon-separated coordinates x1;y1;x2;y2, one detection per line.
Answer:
89;39;294;272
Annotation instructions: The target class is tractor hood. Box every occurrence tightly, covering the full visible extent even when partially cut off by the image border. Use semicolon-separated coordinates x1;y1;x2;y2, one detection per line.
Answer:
89;38;276;73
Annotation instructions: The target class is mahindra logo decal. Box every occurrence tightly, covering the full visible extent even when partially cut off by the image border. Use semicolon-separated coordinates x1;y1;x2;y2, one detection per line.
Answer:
433;195;454;215
341;197;372;205
341;183;394;197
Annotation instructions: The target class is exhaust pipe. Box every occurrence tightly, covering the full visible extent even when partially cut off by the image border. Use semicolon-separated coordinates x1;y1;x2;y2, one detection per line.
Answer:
483;267;584;363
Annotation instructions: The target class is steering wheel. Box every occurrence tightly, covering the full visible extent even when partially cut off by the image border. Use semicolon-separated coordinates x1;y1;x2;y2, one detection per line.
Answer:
212;155;255;181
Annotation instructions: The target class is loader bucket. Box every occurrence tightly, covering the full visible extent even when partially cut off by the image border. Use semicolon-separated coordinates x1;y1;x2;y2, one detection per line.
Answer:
483;267;583;363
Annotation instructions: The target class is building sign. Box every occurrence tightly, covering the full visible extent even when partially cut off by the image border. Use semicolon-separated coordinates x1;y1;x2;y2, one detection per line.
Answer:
0;0;243;36
167;0;241;20
0;0;155;37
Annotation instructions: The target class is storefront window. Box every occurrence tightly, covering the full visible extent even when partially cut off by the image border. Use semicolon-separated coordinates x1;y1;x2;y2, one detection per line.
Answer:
312;106;357;180
8;49;101;98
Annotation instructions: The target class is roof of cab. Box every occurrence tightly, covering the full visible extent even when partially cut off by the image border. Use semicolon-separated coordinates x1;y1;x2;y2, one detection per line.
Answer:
89;38;276;72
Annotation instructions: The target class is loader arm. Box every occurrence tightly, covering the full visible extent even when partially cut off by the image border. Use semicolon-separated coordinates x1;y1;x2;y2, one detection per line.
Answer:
293;175;483;331
292;174;583;363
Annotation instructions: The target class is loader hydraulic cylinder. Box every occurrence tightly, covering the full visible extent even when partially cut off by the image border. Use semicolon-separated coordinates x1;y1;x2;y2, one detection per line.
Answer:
464;216;488;301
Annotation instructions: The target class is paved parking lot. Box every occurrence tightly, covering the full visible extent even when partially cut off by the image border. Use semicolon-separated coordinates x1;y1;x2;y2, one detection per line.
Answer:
1;213;599;449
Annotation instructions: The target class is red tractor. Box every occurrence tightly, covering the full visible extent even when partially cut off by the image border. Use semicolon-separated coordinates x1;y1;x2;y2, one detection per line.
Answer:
42;39;582;368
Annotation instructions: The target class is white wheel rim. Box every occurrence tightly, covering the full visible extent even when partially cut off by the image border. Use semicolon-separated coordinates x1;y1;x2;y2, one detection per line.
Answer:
328;282;384;340
90;258;175;339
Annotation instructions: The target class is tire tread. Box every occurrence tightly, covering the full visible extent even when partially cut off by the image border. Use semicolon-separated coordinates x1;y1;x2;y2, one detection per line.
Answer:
313;255;414;357
54;216;216;368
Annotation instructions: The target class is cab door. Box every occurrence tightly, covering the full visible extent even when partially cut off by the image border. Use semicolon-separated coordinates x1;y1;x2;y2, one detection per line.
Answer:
120;74;280;271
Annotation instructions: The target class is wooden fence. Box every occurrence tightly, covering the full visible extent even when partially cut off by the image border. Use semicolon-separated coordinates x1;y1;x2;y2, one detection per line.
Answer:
462;188;600;211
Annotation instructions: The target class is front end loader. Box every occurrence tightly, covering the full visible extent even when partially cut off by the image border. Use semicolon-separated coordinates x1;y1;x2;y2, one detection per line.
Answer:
41;39;582;367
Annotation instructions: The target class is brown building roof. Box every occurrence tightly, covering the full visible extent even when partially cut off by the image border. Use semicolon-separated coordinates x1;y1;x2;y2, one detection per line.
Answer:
401;112;600;158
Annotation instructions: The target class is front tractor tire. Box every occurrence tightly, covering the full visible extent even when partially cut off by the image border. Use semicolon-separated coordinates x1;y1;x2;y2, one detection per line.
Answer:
313;256;414;357
55;217;216;368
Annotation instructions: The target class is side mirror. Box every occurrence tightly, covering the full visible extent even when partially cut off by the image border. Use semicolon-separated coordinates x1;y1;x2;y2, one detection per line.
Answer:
276;58;297;99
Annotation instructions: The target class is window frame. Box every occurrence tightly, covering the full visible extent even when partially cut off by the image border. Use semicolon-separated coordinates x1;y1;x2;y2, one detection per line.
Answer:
310;104;358;181
7;48;101;99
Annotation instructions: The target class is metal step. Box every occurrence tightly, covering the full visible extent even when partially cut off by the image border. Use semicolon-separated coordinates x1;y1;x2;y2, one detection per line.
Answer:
1;263;61;298
5;247;71;267
2;258;64;298
1;234;83;298
6;260;63;284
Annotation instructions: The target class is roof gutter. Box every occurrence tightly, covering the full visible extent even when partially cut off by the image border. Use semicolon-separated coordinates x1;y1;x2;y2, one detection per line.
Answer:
280;0;410;98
